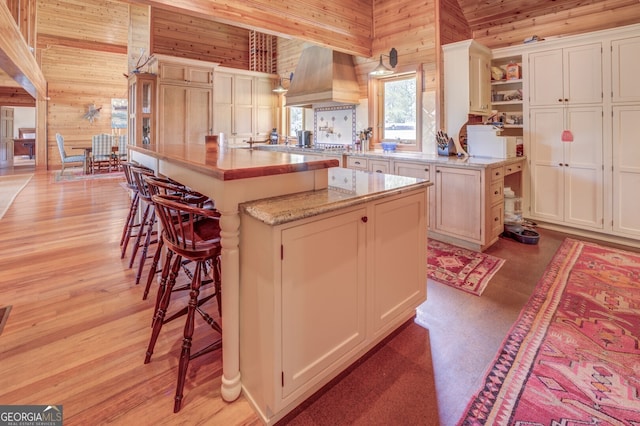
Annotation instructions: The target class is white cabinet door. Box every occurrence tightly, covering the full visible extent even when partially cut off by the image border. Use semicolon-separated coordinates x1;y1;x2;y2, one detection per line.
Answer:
157;84;187;145
469;48;491;114
564;106;603;229
434;166;481;242
529;44;602;107
371;192;426;336
563;43;603;105
611;36;640;103
281;208;367;398
529;108;565;221
186;87;213;144
529;106;603;229
612;105;640;237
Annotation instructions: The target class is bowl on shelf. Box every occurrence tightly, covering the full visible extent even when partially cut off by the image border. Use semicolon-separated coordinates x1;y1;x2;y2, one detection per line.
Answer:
492;93;505;102
381;141;397;152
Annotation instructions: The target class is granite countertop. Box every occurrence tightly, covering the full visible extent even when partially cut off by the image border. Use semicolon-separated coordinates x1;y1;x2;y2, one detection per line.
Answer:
256;144;524;168
129;143;339;181
240;167;432;226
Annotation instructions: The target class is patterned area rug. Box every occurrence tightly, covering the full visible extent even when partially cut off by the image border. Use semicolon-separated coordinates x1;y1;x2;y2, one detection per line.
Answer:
427;239;505;296
0;174;33;219
52;169;124;183
458;238;640;425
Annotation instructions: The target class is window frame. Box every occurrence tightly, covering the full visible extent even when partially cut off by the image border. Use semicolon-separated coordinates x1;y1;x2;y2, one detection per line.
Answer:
369;65;423;152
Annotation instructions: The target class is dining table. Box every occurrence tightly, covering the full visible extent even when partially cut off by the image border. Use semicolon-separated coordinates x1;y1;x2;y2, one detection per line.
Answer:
73;145;119;174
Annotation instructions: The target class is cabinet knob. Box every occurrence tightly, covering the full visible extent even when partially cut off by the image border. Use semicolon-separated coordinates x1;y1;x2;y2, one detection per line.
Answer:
565;163;569;167
375;170;383;173
494;190;500;195
564;98;569;102
424;168;429;172
355;161;361;165
558;99;563;102
494;217;499;222
559;163;563;167
361;216;368;223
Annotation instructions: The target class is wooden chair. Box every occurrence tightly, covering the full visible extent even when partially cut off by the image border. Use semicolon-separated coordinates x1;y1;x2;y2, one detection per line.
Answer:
145;193;222;413
91;134;114;173
55;133;85;175
128;165;158;285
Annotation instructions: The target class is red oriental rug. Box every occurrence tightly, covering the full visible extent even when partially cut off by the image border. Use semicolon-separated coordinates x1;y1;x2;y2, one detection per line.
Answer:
458;238;640;425
427;239;505;296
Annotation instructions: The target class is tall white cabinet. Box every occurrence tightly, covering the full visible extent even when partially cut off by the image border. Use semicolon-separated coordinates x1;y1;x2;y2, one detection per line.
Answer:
512;24;640;243
611;35;640;238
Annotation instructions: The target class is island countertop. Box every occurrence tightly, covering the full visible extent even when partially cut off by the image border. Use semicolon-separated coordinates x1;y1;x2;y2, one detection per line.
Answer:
241;167;432;226
129;143;339;181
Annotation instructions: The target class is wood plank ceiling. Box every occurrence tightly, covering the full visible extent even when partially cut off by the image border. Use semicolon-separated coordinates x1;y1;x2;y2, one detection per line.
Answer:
457;0;640;48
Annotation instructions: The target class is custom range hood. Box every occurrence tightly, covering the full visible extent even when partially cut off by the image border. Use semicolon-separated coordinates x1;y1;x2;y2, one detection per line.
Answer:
285;46;360;108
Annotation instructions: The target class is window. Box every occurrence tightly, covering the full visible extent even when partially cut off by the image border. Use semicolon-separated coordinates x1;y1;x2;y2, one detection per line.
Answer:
288;107;303;138
378;73;418;148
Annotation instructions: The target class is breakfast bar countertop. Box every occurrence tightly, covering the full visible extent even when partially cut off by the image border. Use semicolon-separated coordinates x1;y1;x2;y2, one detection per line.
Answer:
128;143;339;181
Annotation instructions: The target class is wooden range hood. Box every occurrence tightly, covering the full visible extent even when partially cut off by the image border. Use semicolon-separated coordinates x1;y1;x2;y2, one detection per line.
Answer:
285;45;360;108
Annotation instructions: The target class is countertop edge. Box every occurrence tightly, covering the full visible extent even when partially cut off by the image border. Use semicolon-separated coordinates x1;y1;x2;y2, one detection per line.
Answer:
241;181;432;226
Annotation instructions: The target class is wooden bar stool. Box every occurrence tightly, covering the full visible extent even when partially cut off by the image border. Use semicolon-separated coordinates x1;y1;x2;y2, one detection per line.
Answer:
145;193;222;413
129;166;158;285
119;162;154;260
142;176;216;312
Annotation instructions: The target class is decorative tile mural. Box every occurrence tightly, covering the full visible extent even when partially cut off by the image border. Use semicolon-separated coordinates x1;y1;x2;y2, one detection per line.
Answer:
313;105;356;146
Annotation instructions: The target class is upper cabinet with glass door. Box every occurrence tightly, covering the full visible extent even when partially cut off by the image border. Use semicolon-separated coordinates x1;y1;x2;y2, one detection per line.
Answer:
128;73;157;146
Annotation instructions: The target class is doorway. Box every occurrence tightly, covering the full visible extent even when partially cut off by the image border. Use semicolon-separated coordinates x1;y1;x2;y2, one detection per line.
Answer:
0;106;36;175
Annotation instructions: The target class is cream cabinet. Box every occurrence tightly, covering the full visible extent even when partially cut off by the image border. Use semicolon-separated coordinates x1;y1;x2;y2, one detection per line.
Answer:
213;69;276;145
240;189;426;424
127;72;156;146
611;36;640;104
612;106;640;238
345;156;391;173
433;166;482;242
157;61;213;87
149;55;215;146
393;161;431;180
529;106;604;230
528;43;602;107
443;39;492;152
157;84;213;145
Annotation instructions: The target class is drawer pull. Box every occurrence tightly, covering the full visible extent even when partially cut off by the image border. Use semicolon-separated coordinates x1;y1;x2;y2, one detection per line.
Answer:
375;169;383;173
355;161;361;165
361;216;368;223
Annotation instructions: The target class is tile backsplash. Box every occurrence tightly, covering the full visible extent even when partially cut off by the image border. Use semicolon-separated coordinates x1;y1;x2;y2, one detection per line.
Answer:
313;105;356;146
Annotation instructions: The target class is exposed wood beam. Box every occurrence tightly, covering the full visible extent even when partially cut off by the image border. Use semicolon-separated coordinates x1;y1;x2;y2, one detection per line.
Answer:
0;1;45;99
122;0;373;57
0;86;36;106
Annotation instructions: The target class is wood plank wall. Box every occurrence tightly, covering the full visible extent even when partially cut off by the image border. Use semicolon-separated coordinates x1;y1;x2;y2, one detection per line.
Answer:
128;4;150;72
36;0;129;169
151;8;250;70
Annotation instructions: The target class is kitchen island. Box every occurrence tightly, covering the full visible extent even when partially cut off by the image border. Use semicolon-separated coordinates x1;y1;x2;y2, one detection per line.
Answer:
258;145;526;251
128;143;431;422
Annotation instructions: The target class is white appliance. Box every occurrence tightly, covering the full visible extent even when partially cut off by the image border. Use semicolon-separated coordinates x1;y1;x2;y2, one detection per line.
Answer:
466;125;516;158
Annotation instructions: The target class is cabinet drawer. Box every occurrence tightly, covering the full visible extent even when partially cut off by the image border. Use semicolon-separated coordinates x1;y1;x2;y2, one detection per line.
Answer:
346;157;368;170
490;203;504;239
489;166;504;181
368;159;391;174
490;181;504;205
394;161;430;180
504;162;522;176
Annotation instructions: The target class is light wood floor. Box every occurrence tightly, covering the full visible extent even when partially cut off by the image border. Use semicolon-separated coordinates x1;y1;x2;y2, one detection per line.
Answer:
2;168;636;425
0;170;261;425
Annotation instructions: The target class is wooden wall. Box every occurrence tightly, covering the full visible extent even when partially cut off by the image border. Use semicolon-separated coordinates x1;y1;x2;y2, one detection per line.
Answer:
37;0;129;169
151;8;250;70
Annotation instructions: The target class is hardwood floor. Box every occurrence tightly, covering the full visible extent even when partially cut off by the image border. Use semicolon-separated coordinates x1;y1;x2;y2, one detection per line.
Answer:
0;170;260;425
1;169;635;425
